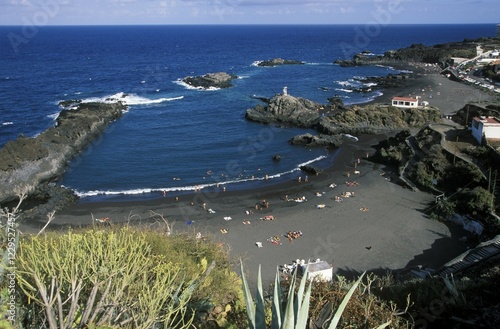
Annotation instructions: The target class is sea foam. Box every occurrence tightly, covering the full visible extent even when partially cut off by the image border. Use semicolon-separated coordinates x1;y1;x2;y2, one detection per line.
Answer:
71;155;329;198
80;92;184;106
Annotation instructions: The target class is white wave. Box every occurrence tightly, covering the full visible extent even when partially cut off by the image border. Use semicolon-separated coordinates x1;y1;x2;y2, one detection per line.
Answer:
297;155;328;167
363;82;378;87
47;113;59;120
251;60;263;67
174;79;221;91
356;91;384;104
305;62;333;66
376;64;395;70
2;121;13;126
72;155;330;198
80;92;184;105
335;79;361;88
335;88;354;93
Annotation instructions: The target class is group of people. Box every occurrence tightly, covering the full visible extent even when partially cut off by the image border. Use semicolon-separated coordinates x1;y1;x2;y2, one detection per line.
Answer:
267;230;303;245
255;199;270;210
285;230;303;242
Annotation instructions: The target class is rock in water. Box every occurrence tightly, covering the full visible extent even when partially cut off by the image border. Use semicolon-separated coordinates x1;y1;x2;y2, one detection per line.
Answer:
182;72;238;89
245;94;322;128
289;133;343;147
256;58;304;67
300;165;322;176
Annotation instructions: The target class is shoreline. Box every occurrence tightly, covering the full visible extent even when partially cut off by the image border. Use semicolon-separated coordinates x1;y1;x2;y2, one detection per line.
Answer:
16;66;499;287
18;132;468;288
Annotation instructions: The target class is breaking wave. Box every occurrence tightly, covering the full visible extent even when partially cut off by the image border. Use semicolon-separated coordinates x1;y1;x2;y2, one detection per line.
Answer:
80;92;184;105
72;155;329;198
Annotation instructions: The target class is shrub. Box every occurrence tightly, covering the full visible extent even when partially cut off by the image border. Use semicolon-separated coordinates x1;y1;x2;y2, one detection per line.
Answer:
241;261;398;329
14;227;219;329
455;187;494;216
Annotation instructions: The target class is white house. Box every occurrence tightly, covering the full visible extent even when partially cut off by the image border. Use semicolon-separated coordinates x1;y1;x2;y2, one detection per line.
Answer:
471;116;500;144
391;96;420;108
297;259;333;282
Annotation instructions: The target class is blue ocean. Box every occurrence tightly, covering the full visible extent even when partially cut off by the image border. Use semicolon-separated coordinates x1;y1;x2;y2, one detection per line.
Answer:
0;24;495;201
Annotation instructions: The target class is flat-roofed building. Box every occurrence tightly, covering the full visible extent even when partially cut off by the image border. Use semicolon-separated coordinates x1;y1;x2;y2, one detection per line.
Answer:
391;96;420;108
471;116;500;144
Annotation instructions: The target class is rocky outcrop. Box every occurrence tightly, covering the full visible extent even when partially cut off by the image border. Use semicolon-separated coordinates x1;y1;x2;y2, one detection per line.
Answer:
246;93;441;148
256;58;304;67
182;72;238;89
245;94;322;128
335;40;479;68
289;133;344;147
0;102;126;204
318;104;442;135
299;165;322;176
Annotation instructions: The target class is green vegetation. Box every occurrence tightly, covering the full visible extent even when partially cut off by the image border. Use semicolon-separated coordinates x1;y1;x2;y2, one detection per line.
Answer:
2;225;244;329
241;263;406;329
370;130;411;167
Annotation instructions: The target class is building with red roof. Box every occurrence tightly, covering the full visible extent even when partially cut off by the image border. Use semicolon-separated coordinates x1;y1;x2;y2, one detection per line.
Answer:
391;96;420;108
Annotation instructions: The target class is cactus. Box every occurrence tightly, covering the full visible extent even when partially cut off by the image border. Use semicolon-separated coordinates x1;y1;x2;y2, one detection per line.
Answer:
240;260;391;329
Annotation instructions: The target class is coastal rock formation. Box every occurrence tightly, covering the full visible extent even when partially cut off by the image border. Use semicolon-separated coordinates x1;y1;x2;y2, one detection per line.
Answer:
246;92;441;147
182;72;238;89
317;104;442;135
299;165;322;176
245;94;322;128
289;133;343;147
0;102;126;204
335;39;479;67
256;58;304;67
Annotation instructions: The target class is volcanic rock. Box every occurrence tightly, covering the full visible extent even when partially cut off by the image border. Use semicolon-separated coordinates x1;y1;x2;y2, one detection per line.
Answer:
289;133;343;147
0;102;126;204
300;165;322;176
182;72;238;89
245;94;322;128
256;58;304;67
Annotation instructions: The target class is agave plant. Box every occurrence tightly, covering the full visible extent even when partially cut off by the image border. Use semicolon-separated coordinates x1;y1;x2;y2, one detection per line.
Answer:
240;260;391;329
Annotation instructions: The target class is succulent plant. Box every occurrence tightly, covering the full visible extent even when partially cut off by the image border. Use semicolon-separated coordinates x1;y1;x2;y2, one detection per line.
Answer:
240;259;391;329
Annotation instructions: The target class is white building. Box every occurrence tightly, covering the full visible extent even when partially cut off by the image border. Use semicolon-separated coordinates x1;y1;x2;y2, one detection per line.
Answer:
298;259;333;282
471;116;500;144
391;96;420;108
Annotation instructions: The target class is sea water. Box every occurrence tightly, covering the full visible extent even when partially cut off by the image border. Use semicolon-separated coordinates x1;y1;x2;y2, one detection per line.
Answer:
0;24;494;201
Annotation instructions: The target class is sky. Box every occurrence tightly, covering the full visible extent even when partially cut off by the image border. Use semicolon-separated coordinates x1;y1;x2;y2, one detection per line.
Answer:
0;0;499;26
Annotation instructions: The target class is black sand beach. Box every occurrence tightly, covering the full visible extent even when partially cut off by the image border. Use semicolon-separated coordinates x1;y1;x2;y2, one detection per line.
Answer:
18;69;498;288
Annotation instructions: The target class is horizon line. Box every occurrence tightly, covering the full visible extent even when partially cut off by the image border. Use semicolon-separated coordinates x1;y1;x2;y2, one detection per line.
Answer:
0;22;498;28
